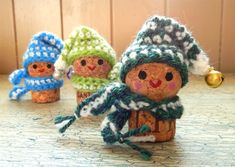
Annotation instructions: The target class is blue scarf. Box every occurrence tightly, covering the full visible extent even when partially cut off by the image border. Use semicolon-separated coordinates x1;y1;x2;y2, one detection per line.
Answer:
9;69;63;100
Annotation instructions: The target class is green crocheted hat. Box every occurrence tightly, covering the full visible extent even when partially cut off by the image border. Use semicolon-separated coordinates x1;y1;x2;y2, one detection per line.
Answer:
61;26;116;67
120;16;210;87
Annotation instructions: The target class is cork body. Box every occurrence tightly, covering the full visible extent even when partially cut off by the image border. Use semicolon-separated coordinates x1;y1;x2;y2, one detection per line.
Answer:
129;111;175;142
28;62;60;103
31;88;60;103
73;56;112;104
125;63;182;142
76;91;92;104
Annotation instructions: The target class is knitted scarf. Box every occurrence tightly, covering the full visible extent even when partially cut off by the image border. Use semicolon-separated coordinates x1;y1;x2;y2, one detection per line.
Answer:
70;75;111;93
9;69;63;100
55;82;183;160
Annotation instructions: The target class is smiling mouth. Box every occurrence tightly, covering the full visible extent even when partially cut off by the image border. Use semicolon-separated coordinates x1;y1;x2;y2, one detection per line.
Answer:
88;66;96;71
38;69;45;73
149;79;162;88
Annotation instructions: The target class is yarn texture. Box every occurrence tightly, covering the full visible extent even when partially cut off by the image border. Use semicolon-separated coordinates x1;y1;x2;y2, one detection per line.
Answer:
61;26;116;67
55;16;210;159
134;15;210;76
55;83;183;159
54;26;118;93
9;32;64;100
70;75;111;93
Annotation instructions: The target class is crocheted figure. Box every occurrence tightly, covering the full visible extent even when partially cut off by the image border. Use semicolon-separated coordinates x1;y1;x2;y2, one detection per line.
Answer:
9;32;64;103
53;26;118;103
55;16;218;159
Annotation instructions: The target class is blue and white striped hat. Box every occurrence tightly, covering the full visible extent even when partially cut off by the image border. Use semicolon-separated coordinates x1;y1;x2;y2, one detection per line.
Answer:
23;32;64;68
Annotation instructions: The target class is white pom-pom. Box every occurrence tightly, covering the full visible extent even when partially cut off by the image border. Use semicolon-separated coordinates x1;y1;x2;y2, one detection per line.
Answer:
53;55;67;79
54;55;67;70
189;52;210;75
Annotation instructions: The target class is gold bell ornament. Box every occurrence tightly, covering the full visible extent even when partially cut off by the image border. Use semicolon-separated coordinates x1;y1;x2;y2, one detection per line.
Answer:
205;67;224;88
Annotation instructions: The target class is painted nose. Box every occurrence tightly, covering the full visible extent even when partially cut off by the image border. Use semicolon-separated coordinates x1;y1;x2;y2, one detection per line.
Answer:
149;79;162;88
88;65;96;71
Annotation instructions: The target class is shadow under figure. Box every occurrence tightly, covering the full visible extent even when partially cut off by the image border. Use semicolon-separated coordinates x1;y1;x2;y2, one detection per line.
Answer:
55;15;223;160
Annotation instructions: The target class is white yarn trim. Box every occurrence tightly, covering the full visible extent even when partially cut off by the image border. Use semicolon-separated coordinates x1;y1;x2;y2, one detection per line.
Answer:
55;120;70;129
11;92;18;100
25;78;58;85
119;100;149;111
100;117;117;134
129;135;156;142
151;100;182;112
80;85;113;117
74;113;79;119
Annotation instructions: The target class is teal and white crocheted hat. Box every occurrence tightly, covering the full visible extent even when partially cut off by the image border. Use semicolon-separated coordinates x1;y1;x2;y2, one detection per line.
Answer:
120;16;210;87
60;26;116;67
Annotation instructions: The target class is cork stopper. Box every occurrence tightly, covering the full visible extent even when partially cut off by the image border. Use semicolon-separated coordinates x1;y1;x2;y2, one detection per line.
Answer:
28;62;60;103
73;56;112;103
125;63;182;142
129;111;176;142
73;56;112;78
32;89;60;103
76;91;92;104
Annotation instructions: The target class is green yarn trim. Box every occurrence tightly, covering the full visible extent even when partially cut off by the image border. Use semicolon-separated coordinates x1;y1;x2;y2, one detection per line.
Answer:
108;62;121;81
71;75;111;93
66;49;116;67
61;26;116;67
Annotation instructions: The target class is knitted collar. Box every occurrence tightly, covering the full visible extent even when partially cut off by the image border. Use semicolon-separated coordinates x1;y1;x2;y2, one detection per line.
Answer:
70;75;111;93
75;83;183;120
24;76;63;91
117;92;183;120
9;68;63;100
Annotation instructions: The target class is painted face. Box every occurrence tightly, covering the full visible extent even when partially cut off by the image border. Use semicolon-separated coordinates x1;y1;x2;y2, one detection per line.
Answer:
28;62;55;77
125;63;182;102
73;56;112;78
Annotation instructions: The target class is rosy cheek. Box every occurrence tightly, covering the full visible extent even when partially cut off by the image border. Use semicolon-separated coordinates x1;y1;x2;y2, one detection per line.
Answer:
168;82;176;91
133;81;143;90
76;66;82;72
102;64;109;71
29;68;35;73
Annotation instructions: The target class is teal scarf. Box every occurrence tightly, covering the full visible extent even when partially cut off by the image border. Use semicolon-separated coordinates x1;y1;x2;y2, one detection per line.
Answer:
55;82;183;160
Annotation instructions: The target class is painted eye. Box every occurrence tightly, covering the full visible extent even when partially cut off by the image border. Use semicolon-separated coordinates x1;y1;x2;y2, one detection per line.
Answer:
80;60;86;66
138;70;147;80
32;64;37;69
47;64;52;69
98;59;104;65
165;72;173;81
